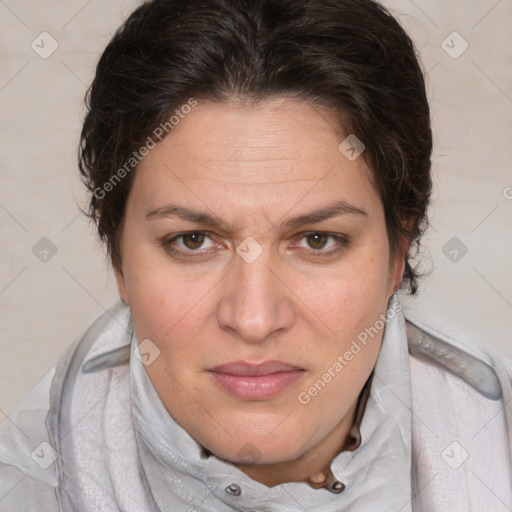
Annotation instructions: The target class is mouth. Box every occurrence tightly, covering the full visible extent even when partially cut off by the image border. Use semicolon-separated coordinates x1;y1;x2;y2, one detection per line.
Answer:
209;360;306;400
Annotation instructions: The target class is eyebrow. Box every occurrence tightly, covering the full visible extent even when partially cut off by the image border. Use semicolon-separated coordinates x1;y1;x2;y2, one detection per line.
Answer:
146;200;367;232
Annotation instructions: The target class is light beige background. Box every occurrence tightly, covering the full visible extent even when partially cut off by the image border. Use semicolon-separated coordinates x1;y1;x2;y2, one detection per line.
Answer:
1;0;511;417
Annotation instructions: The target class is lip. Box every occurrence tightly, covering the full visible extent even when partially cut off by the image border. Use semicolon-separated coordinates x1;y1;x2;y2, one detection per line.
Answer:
209;360;305;400
211;360;303;376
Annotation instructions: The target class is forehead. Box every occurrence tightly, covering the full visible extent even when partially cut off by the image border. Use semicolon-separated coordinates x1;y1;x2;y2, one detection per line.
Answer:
150;98;347;176
131;97;381;220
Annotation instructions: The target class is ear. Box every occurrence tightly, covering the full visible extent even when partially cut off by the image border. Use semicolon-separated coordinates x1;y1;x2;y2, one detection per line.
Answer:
388;220;414;294
113;263;129;305
389;253;406;294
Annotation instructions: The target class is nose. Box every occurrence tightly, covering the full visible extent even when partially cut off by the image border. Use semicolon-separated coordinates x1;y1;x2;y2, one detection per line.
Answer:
216;247;295;343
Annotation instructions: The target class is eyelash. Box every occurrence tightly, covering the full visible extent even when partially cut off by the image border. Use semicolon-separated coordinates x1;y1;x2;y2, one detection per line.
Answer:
161;231;349;259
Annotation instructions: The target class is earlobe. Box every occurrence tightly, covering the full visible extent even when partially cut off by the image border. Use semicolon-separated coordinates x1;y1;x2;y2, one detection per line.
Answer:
389;226;412;295
113;264;129;305
392;259;406;294
387;256;404;297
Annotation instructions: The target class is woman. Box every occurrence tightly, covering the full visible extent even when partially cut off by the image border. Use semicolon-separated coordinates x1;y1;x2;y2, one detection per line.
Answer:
1;0;511;510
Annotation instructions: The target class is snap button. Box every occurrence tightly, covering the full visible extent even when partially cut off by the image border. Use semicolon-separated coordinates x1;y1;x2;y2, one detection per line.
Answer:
225;483;242;496
326;479;346;494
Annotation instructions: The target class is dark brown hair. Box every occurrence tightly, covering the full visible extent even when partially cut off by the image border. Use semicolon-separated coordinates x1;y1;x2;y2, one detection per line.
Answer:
79;0;432;294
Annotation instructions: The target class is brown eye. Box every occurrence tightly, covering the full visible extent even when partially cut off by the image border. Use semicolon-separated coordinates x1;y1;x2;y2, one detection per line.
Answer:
306;233;329;250
162;231;215;258
181;233;206;250
296;232;349;258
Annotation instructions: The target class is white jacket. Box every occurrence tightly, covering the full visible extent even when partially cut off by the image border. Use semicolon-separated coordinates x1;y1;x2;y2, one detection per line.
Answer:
0;295;511;511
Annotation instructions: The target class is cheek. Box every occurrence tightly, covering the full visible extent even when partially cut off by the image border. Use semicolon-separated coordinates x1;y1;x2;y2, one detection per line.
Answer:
300;249;391;382
120;231;198;334
123;260;226;368
312;246;390;322
126;274;205;343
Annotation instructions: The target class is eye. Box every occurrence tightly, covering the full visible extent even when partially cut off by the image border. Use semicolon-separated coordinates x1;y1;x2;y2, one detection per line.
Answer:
162;231;216;257
161;230;349;260
295;232;349;257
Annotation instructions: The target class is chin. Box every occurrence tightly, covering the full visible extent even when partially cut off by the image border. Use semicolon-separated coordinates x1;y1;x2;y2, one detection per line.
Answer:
205;433;307;466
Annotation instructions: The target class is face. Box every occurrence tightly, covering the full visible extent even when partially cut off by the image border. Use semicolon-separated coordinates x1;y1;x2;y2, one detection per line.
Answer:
115;97;406;472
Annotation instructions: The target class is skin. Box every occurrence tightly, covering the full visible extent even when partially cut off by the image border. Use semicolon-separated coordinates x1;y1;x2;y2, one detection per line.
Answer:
114;97;409;487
